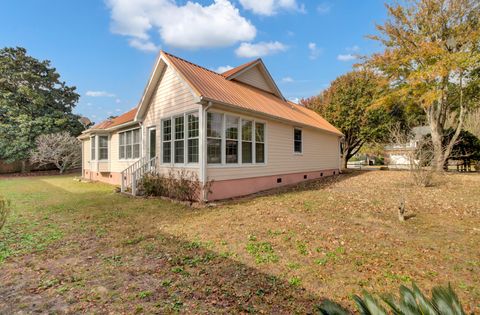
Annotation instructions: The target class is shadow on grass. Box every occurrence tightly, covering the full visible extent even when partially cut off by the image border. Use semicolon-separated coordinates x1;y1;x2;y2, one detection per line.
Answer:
218;170;367;206
0;229;324;313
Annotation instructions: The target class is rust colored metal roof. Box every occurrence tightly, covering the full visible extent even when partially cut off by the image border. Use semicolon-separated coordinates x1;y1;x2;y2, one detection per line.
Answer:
162;52;342;135
91;107;137;130
221;59;260;78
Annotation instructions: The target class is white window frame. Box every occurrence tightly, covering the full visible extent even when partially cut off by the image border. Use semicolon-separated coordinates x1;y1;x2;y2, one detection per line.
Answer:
160;110;200;166
90;136;96;161
118;127;142;161
98;135;109;161
293;127;303;155
206;110;267;168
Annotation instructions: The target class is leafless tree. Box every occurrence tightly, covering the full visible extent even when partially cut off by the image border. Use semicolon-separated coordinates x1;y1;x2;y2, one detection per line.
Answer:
30;132;81;174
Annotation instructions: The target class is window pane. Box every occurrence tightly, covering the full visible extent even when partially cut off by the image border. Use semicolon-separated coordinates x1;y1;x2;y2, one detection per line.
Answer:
133;144;140;159
119;133;125;145
255;123;265;142
125;131;132;145
175;116;184;140
226;140;238;163
294;129;302;153
119;145;125;159
207;112;222;138
126;145;132;159
188;113;199;138
98;136;108;160
188;139;199;163
99;148;108;160
174;140;184;163
242;120;252;141
91;137;96;160
163;142;171;163
163;120;171;141
99;136;108;148
225;115;238;140
207;138;222;164
149;129;156;159
256;143;265;163
242;141;252;163
133;129;140;144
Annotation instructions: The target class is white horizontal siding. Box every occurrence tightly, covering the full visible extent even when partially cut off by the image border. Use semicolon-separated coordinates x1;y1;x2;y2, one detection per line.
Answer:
234;66;274;94
207;116;340;181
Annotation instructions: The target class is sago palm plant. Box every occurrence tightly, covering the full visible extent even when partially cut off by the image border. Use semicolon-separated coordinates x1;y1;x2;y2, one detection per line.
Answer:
317;283;467;315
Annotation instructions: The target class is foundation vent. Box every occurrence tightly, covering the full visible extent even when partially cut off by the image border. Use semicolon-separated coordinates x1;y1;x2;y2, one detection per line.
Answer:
320;172;323;177
304;175;307;179
277;178;282;183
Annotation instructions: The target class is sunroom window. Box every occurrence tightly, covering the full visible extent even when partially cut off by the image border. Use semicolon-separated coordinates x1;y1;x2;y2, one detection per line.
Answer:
242;120;253;163
187;113;199;163
225;115;239;164
118;129;141;160
174;116;184;163
207;112;222;164
98;136;109;160
255;122;265;163
90;137;96;160
162;119;172;163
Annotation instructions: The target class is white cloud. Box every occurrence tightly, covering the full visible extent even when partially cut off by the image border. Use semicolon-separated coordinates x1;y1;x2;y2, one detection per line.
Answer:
115;98;122;104
337;54;357;61
282;76;294;83
239;0;304;16
107;0;256;50
308;42;321;60
128;38;160;52
346;45;360;52
289;97;300;103
316;2;332;14
86;91;116;97
115;108;123;112
215;65;234;73
235;41;287;58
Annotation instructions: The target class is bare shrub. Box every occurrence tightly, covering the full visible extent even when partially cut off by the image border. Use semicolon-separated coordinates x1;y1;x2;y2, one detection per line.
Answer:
0;197;11;231
140;168;213;204
389;124;434;187
30;132;81;174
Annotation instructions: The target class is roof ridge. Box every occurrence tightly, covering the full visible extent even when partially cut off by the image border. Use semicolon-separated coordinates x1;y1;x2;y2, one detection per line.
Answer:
162;51;225;77
221;58;260;77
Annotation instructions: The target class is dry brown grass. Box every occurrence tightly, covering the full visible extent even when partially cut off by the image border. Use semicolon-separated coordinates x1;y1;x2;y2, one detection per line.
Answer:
0;171;479;313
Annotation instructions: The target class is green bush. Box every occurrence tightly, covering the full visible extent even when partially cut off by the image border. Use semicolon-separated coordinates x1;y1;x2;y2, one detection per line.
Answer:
0;197;10;231
318;283;467;315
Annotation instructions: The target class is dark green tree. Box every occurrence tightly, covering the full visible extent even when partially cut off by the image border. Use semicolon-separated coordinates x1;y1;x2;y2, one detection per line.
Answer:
0;47;83;171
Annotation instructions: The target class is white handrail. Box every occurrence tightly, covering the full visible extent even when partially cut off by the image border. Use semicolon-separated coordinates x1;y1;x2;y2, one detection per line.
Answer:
120;155;158;196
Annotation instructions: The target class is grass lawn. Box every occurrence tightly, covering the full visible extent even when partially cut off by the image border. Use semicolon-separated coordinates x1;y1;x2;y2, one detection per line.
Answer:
0;171;479;313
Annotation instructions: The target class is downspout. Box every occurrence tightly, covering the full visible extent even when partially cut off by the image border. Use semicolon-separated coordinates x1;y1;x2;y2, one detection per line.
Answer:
201;101;213;201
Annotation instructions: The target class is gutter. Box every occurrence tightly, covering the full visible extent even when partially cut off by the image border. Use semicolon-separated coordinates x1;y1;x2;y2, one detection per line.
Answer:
200;101;213;201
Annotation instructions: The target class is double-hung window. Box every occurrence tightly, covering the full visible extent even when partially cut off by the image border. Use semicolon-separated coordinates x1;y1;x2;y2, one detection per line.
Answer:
90;137;96;160
187;113;199;163
118;129;141;159
174;116;184;163
162;119;172;163
241;120;253;163
294;128;302;154
255;123;265;163
207;112;222;164
225;115;239;164
98;136;109;160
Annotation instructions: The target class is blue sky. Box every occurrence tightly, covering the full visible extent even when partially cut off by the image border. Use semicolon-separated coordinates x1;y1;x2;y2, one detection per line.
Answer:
0;0;387;123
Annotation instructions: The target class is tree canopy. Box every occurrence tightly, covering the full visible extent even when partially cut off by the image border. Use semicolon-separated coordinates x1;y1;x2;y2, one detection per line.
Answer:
366;0;480;171
0;47;83;166
301;70;401;168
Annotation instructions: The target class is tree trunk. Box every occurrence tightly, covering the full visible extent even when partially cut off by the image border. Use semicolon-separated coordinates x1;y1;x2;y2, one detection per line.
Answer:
430;122;446;172
342;155;348;170
20;160;27;173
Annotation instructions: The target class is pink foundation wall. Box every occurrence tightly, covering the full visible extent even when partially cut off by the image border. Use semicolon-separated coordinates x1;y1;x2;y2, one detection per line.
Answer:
207;169;338;201
83;170;122;186
83;168;339;201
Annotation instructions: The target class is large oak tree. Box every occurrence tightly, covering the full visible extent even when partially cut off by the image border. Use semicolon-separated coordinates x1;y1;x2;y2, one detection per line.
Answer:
301;70;399;169
367;0;480;171
0;47;83;171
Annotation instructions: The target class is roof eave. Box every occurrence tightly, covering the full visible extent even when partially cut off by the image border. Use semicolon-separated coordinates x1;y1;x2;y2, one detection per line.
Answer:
199;96;343;137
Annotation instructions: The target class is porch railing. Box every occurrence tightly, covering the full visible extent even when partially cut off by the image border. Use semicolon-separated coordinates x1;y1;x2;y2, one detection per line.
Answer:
120;155;158;196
